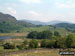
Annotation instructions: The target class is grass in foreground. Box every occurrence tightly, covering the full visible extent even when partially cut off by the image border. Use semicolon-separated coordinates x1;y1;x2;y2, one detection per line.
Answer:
0;46;19;54
2;49;60;56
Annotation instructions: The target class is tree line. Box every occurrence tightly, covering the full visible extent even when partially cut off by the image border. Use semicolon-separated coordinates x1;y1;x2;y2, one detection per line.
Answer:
2;34;75;50
27;31;61;39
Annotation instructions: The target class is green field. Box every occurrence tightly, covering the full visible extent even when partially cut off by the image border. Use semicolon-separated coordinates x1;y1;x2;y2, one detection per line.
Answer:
0;26;71;37
0;32;29;37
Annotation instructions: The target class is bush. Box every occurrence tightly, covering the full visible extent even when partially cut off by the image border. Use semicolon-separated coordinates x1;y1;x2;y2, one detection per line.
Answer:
17;44;27;50
3;43;15;49
65;34;74;48
23;40;28;45
56;37;66;48
17;44;24;50
41;39;49;48
29;39;39;48
47;40;55;48
17;40;29;50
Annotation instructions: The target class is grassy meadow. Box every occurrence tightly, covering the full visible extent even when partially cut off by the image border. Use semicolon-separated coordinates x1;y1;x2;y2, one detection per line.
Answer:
0;49;60;56
0;26;71;37
1;48;75;56
0;32;29;37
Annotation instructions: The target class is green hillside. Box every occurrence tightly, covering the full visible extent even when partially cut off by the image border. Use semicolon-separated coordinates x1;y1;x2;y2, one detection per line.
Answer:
0;12;35;33
55;23;75;29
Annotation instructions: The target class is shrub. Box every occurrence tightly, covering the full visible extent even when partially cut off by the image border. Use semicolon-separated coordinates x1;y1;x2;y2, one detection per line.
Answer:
17;44;24;50
29;39;39;48
47;40;55;48
3;43;15;49
56;37;66;48
65;34;74;48
23;40;28;45
41;39;49;48
17;40;29;50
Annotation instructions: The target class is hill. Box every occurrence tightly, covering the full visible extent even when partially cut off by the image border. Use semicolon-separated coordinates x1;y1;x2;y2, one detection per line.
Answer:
0;12;35;33
55;23;75;29
0;12;75;33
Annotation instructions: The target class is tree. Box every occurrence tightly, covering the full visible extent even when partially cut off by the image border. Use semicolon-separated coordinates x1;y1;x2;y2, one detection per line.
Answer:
29;39;39;48
54;31;61;37
37;32;42;39
71;34;75;48
53;40;58;48
41;31;53;39
56;37;66;48
65;34;74;48
27;31;53;39
0;30;4;33
27;31;38;39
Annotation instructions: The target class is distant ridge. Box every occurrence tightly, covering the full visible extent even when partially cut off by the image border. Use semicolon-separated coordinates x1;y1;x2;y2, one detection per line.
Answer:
55;23;75;29
0;12;75;33
22;19;71;25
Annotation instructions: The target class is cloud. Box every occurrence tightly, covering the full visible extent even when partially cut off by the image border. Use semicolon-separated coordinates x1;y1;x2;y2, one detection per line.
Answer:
7;7;16;14
55;0;75;8
28;11;41;16
20;0;41;4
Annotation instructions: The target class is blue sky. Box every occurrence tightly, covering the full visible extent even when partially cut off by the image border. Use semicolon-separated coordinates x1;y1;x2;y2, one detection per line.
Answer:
0;0;75;23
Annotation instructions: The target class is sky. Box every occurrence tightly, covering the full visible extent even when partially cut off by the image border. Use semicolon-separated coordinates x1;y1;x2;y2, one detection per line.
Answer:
0;0;75;23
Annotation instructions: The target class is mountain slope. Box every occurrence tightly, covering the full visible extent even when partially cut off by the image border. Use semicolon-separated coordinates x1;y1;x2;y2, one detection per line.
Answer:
0;12;35;33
